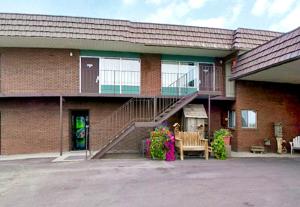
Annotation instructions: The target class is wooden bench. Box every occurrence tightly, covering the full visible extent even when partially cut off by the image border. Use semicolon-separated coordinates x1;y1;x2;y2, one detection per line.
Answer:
250;145;265;154
290;136;300;155
175;131;210;160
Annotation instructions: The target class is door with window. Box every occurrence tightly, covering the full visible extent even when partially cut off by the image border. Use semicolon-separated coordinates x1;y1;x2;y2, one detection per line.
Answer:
81;58;99;93
199;63;214;91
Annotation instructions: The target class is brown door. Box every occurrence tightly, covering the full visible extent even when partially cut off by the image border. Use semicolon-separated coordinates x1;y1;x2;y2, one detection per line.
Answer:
199;63;214;91
81;58;99;93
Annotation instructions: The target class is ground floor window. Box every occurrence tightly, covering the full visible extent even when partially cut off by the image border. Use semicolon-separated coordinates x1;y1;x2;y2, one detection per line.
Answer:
228;110;236;128
241;110;257;128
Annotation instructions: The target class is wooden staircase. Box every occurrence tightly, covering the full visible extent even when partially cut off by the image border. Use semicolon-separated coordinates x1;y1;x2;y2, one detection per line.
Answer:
91;91;199;159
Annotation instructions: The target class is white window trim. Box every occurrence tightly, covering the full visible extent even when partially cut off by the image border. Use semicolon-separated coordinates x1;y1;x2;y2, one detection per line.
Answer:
241;110;257;129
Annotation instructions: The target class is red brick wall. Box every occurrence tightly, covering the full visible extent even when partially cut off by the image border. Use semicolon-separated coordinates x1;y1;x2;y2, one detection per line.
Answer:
140;54;161;96
0;48;79;94
0;48;232;155
0;98;60;154
233;81;300;151
0;98;128;155
0;97;232;155
63;98;127;151
0;49;164;96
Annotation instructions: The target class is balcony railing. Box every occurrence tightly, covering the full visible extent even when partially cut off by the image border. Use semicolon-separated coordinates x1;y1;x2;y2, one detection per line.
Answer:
161;65;223;96
99;70;140;95
0;66;223;97
161;69;197;96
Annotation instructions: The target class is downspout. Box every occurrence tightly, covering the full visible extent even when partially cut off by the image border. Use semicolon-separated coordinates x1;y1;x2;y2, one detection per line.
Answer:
59;96;63;156
208;94;211;143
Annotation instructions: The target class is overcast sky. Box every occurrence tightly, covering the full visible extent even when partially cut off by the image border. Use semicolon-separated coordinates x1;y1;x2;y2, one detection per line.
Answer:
0;0;299;32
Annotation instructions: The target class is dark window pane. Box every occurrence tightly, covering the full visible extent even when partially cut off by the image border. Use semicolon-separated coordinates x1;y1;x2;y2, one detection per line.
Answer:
241;110;248;127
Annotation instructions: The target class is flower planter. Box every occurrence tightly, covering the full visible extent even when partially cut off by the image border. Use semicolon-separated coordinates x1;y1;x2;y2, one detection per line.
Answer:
146;126;175;161
223;136;231;145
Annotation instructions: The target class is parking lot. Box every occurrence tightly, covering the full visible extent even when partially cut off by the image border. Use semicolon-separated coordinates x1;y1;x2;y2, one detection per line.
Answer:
1;157;300;207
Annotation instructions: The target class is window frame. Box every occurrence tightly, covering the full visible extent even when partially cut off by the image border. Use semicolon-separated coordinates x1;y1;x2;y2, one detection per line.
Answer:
228;110;236;129
79;56;141;94
241;110;257;129
161;60;197;88
99;57;141;94
161;60;215;91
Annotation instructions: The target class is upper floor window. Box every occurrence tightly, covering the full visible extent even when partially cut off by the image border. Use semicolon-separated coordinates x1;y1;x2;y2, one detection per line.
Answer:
161;61;197;95
241;110;257;128
99;58;140;94
228;110;236;128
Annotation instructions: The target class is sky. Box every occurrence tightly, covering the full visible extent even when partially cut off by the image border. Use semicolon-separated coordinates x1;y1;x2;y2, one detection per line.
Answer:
0;0;299;32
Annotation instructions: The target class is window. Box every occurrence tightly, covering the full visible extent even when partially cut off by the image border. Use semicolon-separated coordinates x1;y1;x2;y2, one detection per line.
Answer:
241;110;257;128
99;58;140;94
228;110;236;128
161;61;197;95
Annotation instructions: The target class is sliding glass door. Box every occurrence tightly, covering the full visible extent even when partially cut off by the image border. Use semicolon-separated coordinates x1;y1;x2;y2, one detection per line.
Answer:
161;61;198;95
99;58;141;94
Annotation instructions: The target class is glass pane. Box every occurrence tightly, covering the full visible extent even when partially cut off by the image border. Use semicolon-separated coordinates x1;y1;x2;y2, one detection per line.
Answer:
248;111;257;128
101;58;120;85
233;111;236;128
180;62;195;88
241;110;248;127
121;59;140;86
228;111;236;128
162;61;178;87
179;62;194;74
187;69;195;87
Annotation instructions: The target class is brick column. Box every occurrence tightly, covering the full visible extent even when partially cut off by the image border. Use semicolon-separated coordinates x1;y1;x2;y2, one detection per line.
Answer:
140;54;161;96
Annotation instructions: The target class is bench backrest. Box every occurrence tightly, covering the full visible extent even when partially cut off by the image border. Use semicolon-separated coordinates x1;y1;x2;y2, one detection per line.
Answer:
293;136;300;147
178;132;206;147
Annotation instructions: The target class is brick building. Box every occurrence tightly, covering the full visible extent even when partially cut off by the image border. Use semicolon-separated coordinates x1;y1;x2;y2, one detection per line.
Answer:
0;13;299;156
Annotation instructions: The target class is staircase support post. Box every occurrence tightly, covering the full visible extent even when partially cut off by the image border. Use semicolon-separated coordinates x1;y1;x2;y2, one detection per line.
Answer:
153;97;157;121
59;95;63;156
208;94;211;143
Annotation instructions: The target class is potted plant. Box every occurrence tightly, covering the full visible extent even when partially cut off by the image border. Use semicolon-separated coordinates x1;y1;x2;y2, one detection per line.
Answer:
212;129;228;160
213;128;232;145
146;126;175;161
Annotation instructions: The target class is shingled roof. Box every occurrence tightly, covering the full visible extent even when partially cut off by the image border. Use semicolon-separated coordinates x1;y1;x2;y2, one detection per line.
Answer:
233;28;282;50
0;13;282;51
232;27;300;79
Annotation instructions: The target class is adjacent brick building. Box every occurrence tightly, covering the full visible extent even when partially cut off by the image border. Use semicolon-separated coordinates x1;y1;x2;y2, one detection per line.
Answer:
0;13;299;156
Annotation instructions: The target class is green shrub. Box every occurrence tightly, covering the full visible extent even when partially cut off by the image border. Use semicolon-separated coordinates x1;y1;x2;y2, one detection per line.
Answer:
211;129;229;160
214;128;231;138
150;135;166;160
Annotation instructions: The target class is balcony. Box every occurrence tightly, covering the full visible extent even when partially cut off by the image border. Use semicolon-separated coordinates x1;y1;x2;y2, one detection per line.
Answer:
95;67;222;97
0;65;223;98
99;70;140;95
161;65;223;97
